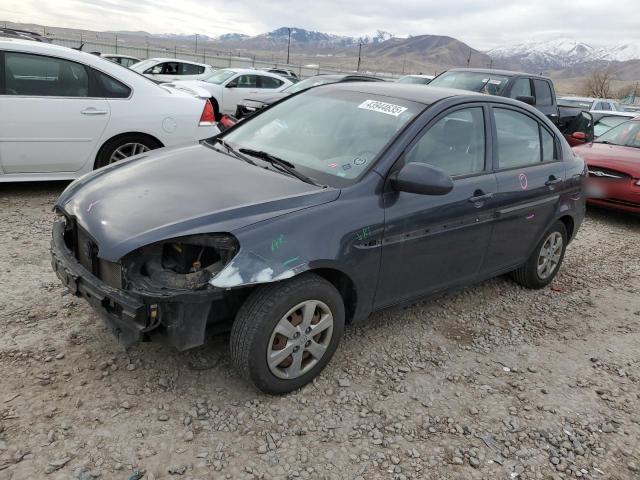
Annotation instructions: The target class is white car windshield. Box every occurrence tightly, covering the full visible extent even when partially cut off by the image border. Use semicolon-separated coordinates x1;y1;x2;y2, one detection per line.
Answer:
282;76;338;94
129;59;156;72
204;70;237;84
222;89;423;186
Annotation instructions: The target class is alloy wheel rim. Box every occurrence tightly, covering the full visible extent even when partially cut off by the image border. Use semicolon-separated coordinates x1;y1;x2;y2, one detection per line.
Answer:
109;143;150;164
267;300;334;380
537;231;563;280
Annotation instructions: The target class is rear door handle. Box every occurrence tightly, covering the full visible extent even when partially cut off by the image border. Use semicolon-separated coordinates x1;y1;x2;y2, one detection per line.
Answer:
81;108;108;115
545;175;562;186
468;192;493;203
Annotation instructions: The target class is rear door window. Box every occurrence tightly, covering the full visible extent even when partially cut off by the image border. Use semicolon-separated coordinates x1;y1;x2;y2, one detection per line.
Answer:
259;76;284;89
4;52;88;97
181;63;205;75
533;80;553;106
494;108;552;168
91;69;131;98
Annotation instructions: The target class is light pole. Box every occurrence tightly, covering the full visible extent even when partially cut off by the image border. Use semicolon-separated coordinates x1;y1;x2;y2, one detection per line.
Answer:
195;34;199;54
286;28;292;64
356;43;363;72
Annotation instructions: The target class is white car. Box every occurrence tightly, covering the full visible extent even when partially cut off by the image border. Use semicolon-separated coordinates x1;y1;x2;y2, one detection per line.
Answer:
558;96;625;112
130;58;215;83
164;68;294;117
100;54;141;68
0;39;218;182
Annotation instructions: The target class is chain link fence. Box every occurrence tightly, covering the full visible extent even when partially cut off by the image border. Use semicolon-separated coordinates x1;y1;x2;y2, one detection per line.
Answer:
50;36;403;80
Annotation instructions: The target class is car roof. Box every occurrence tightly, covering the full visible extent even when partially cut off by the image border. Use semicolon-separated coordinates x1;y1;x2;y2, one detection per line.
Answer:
144;57;210;66
591;110;637;116
320;82;496;105
102;54;140;59
445;68;551;80
559;96;600;102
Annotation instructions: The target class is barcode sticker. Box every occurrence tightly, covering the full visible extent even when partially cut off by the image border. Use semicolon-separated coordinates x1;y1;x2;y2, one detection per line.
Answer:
358;100;408;117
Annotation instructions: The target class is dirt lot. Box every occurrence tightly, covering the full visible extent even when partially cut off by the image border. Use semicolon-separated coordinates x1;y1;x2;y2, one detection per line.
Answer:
1;182;639;480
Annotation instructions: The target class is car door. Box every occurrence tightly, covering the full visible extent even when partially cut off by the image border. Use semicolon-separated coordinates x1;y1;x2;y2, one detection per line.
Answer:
222;74;260;114
483;105;566;273
375;104;498;308
0;51;110;173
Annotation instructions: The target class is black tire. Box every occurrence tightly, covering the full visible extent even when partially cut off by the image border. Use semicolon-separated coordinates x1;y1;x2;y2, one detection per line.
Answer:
511;221;568;289
230;273;345;394
94;134;162;169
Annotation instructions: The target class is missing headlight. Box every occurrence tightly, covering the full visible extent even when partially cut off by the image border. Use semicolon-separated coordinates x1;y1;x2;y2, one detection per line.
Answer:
123;234;238;291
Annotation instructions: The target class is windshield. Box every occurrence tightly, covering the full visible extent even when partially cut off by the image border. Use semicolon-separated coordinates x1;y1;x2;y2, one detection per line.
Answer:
129;59;156;72
282;76;338;94
204;70;236;84
558;98;594;109
429;71;510;95
398;76;432;85
221;90;423;186
595;120;640;148
594;116;633;137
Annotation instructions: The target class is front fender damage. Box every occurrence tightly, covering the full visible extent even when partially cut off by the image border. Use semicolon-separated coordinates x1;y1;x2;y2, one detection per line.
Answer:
210;249;309;289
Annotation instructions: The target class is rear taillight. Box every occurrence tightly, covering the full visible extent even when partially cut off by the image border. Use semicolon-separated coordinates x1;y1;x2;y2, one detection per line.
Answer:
199;99;215;126
220;114;238;130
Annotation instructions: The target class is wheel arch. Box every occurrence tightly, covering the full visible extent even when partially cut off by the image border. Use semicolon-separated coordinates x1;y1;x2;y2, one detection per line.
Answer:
309;267;358;324
94;132;164;169
558;214;575;242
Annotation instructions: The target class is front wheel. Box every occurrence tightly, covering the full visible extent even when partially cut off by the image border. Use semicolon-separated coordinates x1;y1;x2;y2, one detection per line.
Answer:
230;273;345;394
511;221;568;289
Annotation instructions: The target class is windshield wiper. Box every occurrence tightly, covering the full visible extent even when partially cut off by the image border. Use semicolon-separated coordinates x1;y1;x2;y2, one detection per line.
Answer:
238;148;323;187
211;138;257;166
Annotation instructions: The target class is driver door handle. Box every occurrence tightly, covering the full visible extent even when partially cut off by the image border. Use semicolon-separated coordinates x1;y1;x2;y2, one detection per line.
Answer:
468;192;493;203
545;175;562;186
81;108;108;115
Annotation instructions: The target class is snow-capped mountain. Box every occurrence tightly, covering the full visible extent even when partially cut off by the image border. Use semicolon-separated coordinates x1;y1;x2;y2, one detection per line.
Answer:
488;38;640;70
213;27;399;50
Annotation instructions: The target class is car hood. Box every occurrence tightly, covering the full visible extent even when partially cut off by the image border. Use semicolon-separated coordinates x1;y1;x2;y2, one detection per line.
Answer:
243;91;290;105
55;144;339;261
573;142;640;177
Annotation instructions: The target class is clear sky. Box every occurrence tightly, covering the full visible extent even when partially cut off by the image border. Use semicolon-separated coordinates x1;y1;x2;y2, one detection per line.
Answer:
1;0;638;49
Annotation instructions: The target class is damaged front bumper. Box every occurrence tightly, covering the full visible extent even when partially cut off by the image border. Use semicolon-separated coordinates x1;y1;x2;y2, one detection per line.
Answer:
50;220;233;350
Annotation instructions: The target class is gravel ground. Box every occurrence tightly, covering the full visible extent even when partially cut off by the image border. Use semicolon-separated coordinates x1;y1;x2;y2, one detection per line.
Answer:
1;182;639;480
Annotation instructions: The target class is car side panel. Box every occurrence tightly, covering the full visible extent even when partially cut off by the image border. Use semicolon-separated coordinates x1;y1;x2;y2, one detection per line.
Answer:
210;177;385;324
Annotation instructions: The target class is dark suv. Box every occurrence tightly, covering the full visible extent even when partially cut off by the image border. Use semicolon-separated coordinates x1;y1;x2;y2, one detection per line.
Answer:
51;83;586;394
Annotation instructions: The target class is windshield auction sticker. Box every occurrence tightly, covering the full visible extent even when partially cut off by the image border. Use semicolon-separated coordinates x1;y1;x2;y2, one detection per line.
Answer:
358;100;408;117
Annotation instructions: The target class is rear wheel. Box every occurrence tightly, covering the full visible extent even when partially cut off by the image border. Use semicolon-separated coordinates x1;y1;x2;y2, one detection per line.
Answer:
230;273;345;394
511;221;567;289
95;135;162;169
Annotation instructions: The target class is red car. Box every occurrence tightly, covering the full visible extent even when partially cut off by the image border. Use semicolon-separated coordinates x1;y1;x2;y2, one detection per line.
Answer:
573;118;640;213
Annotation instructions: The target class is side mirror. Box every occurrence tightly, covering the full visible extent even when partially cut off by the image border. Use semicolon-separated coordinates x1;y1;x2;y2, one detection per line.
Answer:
571;132;587;141
516;95;535;106
226;83;237;89
390;163;454;196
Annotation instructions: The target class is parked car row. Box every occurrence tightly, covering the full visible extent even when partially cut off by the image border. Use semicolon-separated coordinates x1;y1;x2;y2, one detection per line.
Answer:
0;35;634;394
